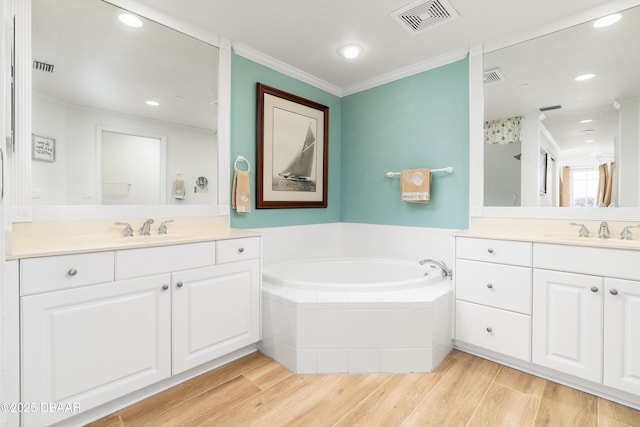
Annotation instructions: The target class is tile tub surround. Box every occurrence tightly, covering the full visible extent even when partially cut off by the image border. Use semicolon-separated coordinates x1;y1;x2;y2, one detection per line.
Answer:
260;281;453;374
255;223;456;373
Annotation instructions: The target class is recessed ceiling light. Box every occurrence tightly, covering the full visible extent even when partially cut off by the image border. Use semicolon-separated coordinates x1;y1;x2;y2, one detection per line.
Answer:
338;44;362;59
585;139;595;143
593;14;621;28
575;73;595;81
580;119;593;124
119;13;143;28
146;100;159;106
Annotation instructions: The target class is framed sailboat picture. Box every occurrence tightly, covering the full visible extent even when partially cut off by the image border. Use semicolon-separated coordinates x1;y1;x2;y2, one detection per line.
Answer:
257;83;329;208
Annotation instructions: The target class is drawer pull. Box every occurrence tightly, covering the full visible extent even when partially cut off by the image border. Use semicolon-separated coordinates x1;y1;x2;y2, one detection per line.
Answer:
238;247;245;253
610;289;618;296
67;268;78;277
162;284;169;291
590;286;599;293
486;327;493;333
176;282;184;288
486;283;493;289
487;248;494;254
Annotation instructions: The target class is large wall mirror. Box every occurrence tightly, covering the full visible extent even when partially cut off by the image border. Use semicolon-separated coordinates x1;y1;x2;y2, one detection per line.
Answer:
482;3;640;212
9;0;230;221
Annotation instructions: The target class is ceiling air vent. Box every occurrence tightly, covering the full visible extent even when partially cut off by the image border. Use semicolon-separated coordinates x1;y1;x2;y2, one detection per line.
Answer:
33;59;54;73
483;68;504;84
391;0;459;34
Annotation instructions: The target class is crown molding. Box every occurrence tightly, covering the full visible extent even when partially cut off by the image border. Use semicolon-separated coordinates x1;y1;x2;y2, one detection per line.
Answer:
232;43;343;97
233;43;468;98
341;48;469;97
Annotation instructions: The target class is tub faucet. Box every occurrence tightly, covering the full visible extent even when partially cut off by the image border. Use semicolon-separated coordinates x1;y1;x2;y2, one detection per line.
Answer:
419;259;452;279
598;221;610;239
141;218;155;235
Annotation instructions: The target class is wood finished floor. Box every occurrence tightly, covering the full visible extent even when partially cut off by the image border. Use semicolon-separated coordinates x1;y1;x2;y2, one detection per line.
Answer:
89;350;640;427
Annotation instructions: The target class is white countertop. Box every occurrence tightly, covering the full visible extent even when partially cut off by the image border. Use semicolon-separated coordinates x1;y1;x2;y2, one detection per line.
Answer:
7;217;261;259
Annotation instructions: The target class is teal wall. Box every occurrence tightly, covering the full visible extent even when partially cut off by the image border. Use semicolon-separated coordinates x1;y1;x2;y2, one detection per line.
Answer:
341;58;469;229
230;54;342;228
230;54;469;229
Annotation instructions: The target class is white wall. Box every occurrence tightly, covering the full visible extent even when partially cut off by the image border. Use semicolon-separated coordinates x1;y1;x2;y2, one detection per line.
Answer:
32;95;217;205
257;223;457;271
617;98;640;207
483;141;521;206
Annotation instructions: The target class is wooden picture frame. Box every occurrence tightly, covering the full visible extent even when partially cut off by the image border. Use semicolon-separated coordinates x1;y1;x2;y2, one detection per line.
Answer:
256;83;329;208
32;134;56;162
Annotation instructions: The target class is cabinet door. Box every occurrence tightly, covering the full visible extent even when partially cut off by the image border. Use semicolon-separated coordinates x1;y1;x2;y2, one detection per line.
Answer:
172;259;260;374
532;269;603;382
22;275;171;427
604;278;640;395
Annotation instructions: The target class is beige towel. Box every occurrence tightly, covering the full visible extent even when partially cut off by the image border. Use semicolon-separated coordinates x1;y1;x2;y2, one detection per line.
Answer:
400;168;432;203
232;170;251;214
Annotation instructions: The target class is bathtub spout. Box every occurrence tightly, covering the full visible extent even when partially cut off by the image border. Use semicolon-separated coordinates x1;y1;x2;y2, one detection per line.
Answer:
419;259;452;279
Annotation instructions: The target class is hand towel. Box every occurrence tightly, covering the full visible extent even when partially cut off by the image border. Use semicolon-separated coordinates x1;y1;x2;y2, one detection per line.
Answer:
232;170;251;214
174;175;186;200
400;168;432;203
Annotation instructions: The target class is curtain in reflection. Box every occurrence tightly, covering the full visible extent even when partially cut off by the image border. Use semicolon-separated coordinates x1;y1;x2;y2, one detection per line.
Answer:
560;166;571;207
484;116;522;145
597;162;615;207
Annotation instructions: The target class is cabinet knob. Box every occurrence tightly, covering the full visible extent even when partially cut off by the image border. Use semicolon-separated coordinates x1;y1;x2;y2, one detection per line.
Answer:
162;284;169;291
67;268;78;277
486;327;493;333
610;289;618;296
176;282;184;288
238;247;245;253
486;283;493;289
487;248;494;254
590;286;599;293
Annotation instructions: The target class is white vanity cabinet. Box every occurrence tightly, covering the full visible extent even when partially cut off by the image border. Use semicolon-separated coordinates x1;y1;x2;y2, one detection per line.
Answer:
172;239;260;374
454;237;532;361
532;269;603;382
532;243;640;396
18;237;261;426
21;274;172;427
604;278;640;395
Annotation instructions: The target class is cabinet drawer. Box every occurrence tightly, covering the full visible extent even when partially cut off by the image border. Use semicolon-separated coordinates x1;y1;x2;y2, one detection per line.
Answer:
533;243;640;281
456;259;531;314
216;237;260;264
116;242;215;280
457;237;531;266
456;300;531;361
21;251;114;295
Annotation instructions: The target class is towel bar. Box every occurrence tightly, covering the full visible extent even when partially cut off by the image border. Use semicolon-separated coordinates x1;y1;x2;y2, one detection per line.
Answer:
385;167;453;178
234;155;251;172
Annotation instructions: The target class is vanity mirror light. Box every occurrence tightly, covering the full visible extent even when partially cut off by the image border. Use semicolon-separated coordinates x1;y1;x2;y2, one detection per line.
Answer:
470;0;640;221
9;0;231;221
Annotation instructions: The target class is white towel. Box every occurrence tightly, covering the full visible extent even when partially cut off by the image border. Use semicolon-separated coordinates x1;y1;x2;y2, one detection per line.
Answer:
174;175;186;200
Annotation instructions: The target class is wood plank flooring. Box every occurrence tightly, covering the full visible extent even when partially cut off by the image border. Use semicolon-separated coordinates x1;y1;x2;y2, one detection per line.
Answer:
89;350;640;427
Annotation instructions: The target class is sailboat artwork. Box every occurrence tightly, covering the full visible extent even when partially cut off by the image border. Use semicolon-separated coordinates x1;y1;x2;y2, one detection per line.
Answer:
273;123;317;192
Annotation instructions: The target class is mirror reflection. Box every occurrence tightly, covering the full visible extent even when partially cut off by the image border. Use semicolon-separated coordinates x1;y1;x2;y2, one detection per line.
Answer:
31;0;219;206
483;5;640;208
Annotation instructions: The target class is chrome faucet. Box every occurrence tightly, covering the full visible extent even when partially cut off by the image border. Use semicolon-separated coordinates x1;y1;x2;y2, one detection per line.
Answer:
419;259;452;279
114;222;133;237
159;219;174;235
141;218;155;235
598;221;610;239
569;222;589;238
620;225;640;240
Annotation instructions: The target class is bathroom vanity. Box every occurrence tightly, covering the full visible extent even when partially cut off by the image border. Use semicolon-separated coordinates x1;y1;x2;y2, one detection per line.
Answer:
454;222;640;410
5;219;261;426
